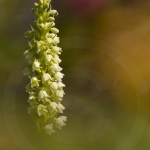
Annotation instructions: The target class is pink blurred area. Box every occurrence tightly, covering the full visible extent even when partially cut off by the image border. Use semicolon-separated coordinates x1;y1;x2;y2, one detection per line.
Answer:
66;0;110;17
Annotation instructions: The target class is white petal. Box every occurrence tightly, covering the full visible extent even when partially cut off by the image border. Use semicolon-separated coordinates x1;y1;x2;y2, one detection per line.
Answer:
42;73;51;83
45;54;52;62
38;90;48;101
51;82;58;90
44;124;55;135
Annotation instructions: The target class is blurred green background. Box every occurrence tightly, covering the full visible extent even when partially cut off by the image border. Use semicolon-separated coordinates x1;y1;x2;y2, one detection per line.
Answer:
1;0;150;150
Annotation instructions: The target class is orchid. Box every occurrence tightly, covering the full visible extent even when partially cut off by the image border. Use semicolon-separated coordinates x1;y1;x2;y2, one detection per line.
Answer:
23;0;67;135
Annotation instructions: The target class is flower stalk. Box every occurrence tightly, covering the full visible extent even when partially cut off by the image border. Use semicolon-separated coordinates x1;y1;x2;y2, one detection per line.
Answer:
23;0;66;135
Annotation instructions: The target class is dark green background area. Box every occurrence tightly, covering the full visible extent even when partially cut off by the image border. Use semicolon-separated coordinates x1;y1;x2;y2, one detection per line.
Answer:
1;0;150;150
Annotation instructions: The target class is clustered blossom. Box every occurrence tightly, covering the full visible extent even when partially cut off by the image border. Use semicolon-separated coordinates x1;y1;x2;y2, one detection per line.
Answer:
23;0;67;135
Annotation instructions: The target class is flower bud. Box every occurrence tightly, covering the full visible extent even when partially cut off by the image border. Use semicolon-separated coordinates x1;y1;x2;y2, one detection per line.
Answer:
39;16;43;22
48;17;55;21
47;33;56;38
39;23;45;28
53;36;60;45
34;3;39;7
49;10;57;15
51;22;55;27
51;28;59;34
44;22;52;30
40;0;44;4
25;31;33;38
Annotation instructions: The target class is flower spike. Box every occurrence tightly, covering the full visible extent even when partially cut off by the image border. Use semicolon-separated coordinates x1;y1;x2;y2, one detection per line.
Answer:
24;0;66;135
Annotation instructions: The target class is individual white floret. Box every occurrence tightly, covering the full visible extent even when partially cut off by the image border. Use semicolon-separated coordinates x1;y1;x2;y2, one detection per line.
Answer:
57;103;65;113
49;102;58;111
37;104;48;116
50;82;58;90
38;90;48;101
28;95;38;105
58;82;65;88
56;90;64;98
50;63;62;72
46;38;53;46
55;72;64;81
31;77;40;87
53;36;60;45
42;73;51;83
52;46;60;52
53;54;61;63
32;60;40;72
45;54;53;62
43;124;55;135
55;116;67;129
